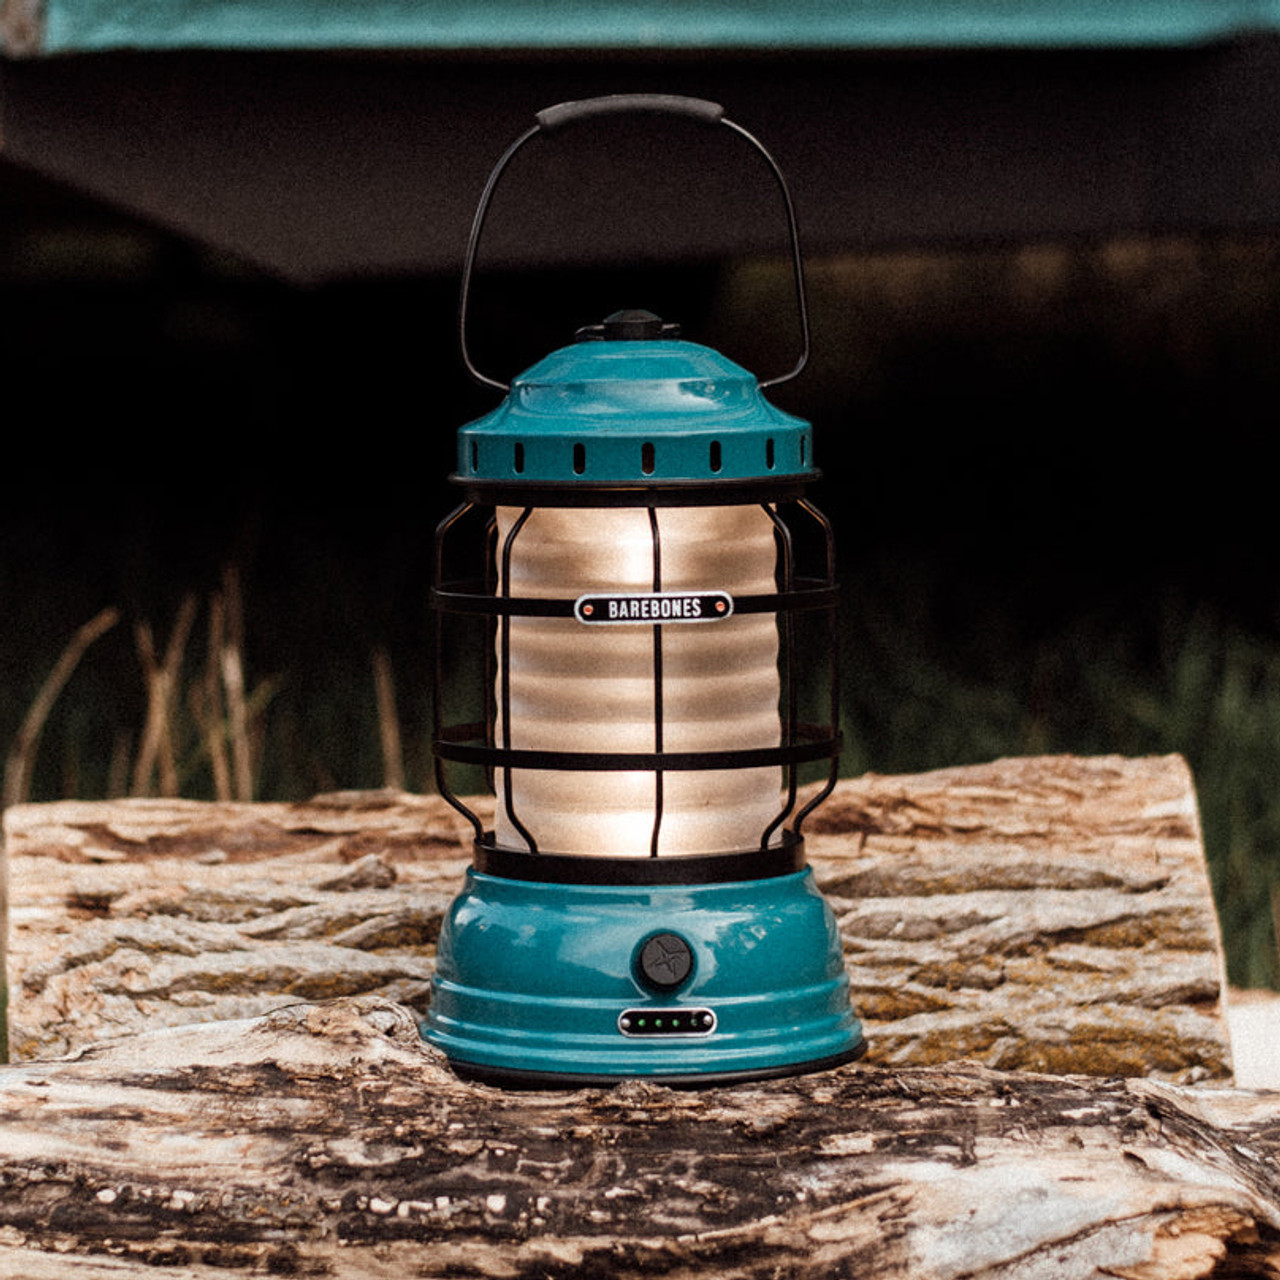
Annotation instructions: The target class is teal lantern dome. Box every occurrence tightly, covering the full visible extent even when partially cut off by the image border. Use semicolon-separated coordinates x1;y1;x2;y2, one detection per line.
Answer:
457;311;816;487
423;96;865;1087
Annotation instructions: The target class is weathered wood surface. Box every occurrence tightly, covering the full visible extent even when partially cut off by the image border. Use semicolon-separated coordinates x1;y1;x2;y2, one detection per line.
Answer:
0;994;1278;1280
0;754;1267;1279
5;754;1231;1082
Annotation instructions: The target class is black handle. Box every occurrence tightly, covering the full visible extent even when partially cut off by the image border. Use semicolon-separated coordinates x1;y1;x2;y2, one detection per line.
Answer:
459;95;810;394
536;94;725;133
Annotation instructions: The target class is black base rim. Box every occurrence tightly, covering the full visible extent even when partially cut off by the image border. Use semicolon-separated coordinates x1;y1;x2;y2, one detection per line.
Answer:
452;476;816;507
442;1038;867;1091
473;830;806;884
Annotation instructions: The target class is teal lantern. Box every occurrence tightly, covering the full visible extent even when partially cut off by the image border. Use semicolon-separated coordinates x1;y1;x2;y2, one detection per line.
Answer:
423;96;865;1085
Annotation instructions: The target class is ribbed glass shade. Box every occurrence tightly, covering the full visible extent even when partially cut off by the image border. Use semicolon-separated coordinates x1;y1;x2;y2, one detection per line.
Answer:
495;504;780;856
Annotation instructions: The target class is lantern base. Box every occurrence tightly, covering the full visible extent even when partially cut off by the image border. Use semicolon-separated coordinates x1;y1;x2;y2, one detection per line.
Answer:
441;1045;865;1091
421;867;865;1086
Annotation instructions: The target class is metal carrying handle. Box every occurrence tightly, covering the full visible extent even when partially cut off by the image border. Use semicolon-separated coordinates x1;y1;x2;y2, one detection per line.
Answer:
458;93;811;393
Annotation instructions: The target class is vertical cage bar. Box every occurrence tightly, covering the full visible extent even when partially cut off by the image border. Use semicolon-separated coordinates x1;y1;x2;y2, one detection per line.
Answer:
760;502;798;848
483;511;498;794
499;507;539;853
648;506;665;857
432;501;484;842
793;498;841;834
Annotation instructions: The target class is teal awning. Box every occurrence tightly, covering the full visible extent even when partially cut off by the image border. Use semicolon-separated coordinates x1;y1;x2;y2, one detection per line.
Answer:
9;0;1280;57
5;2;1280;279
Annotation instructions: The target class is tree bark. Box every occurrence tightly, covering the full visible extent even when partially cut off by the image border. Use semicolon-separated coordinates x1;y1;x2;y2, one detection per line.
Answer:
0;995;1276;1279
4;754;1231;1082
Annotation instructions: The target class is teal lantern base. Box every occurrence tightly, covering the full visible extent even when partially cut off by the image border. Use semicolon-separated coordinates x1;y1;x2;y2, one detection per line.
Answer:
421;867;865;1086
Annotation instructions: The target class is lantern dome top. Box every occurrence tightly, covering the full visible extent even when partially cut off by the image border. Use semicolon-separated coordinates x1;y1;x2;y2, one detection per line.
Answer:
455;316;816;490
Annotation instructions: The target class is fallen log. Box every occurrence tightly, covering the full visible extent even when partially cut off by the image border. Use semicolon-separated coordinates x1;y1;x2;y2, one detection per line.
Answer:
0;754;1264;1277
4;754;1232;1082
0;994;1276;1280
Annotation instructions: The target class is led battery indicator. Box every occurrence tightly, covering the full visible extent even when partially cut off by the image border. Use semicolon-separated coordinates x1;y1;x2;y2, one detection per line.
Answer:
618;1008;717;1037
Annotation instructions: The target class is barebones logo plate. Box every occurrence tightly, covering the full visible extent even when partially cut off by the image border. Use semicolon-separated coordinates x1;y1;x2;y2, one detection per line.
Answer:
574;591;734;625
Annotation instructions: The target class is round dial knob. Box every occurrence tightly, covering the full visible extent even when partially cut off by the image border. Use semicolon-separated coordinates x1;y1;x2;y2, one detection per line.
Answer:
637;932;694;992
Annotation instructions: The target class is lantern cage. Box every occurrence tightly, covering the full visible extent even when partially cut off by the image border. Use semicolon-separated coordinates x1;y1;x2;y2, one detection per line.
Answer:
421;95;865;1086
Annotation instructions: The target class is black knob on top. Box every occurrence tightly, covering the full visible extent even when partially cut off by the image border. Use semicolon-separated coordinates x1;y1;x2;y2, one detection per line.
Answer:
576;309;682;343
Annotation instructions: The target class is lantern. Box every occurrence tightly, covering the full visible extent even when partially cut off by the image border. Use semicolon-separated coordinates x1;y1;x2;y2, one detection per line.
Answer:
423;95;865;1085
